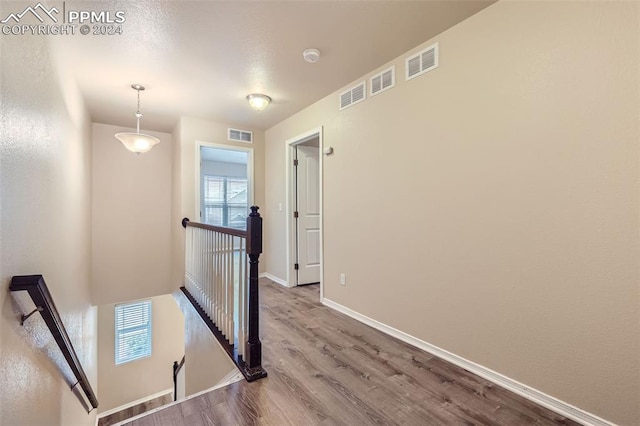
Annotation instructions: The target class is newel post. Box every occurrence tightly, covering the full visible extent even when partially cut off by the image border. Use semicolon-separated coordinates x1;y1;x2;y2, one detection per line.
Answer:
244;206;268;381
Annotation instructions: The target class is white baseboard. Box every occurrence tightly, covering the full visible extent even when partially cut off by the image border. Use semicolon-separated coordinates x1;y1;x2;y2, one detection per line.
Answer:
260;272;288;287
321;298;614;426
215;368;244;388
96;388;173;419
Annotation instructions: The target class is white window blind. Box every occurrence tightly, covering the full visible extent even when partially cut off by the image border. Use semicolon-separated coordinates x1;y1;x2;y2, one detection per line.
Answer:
203;175;248;229
115;300;152;365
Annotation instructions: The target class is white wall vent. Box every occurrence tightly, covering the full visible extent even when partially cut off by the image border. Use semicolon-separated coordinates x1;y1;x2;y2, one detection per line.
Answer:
370;66;395;96
405;42;439;80
339;81;366;111
228;128;253;143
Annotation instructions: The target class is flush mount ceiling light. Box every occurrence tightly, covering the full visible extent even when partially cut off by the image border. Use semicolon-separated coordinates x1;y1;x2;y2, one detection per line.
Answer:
115;84;160;154
303;48;320;63
246;93;272;111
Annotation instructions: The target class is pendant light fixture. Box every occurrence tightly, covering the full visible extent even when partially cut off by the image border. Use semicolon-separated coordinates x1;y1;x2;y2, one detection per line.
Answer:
246;93;271;111
115;84;160;154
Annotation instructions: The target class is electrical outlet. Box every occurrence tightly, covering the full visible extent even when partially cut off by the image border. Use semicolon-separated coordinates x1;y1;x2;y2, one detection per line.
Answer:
340;273;346;286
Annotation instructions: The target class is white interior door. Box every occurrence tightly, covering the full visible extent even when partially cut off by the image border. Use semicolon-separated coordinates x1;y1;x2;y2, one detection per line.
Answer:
296;145;321;285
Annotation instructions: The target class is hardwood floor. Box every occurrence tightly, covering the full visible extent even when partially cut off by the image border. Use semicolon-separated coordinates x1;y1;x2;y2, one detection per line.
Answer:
99;393;173;426
125;279;578;426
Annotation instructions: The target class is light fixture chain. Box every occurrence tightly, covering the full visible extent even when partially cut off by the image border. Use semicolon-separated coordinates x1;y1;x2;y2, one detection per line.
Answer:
136;87;142;134
137;89;141;133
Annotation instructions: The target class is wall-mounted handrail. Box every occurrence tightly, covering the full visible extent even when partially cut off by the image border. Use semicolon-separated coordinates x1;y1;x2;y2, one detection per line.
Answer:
10;275;99;410
172;355;185;401
181;206;267;382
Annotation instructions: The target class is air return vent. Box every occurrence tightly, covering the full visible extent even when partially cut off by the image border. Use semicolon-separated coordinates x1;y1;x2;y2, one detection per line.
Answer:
405;42;439;80
370;66;395;96
228;128;253;143
339;81;366;111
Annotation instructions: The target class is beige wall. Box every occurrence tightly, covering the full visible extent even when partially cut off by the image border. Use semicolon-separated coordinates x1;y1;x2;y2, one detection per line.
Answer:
173;291;236;396
0;23;98;426
264;1;640;424
91;123;173;305
171;116;266;286
97;294;184;412
171;121;184;288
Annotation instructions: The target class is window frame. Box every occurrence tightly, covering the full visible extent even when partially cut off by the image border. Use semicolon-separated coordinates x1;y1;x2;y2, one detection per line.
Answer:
196;142;254;233
114;300;152;365
202;174;248;230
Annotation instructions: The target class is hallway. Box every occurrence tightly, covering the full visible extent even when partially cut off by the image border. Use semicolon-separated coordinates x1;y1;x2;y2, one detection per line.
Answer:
125;279;577;425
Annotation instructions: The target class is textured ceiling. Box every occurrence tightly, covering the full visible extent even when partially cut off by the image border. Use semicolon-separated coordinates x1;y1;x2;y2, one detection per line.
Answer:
47;1;495;133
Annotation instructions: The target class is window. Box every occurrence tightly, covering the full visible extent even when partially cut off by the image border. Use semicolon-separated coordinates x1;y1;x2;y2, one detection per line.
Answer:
203;175;248;229
115;300;152;365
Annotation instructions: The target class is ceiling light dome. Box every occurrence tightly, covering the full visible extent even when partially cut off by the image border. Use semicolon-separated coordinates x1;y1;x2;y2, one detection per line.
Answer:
303;48;320;63
115;84;160;154
246;94;271;111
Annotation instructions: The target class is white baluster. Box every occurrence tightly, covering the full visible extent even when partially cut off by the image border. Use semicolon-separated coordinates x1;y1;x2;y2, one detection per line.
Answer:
205;229;211;318
200;229;205;309
223;233;228;339
215;230;221;327
183;220;259;368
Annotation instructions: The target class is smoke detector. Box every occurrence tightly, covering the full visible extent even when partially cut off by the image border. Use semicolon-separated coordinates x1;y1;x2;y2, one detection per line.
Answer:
303;48;320;63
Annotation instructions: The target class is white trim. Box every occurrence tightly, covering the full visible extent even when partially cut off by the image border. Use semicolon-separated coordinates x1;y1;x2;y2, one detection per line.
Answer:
216;368;244;387
195;141;254;224
321;297;614;426
109;372;244;426
318;128;324;301
259;272;288;287
96;388;173;420
285;126;324;300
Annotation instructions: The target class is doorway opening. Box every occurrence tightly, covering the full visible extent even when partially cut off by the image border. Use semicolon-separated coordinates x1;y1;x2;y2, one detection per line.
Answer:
286;127;323;298
196;143;254;229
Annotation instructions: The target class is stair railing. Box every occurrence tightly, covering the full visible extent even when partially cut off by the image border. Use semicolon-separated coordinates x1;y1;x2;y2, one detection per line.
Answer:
172;355;185;401
10;275;99;411
181;206;266;381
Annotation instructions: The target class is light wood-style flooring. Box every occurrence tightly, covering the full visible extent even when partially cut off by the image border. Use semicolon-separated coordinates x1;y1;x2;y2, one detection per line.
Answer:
125;279;578;425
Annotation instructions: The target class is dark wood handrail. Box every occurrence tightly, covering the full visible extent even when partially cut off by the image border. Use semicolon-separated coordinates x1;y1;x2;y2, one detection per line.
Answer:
172;355;185;401
181;217;247;238
10;275;99;410
181;206;266;382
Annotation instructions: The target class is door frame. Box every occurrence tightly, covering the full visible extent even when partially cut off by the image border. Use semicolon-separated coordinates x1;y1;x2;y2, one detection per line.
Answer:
285;127;324;299
195;141;255;224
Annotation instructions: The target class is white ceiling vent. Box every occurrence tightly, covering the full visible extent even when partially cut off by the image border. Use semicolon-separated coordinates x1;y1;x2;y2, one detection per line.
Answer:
339;81;366;111
406;42;439;81
370;66;395;96
228;128;253;143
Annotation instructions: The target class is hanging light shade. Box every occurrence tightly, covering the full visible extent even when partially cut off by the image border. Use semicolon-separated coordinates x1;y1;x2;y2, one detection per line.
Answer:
246;93;271;111
115;84;160;154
